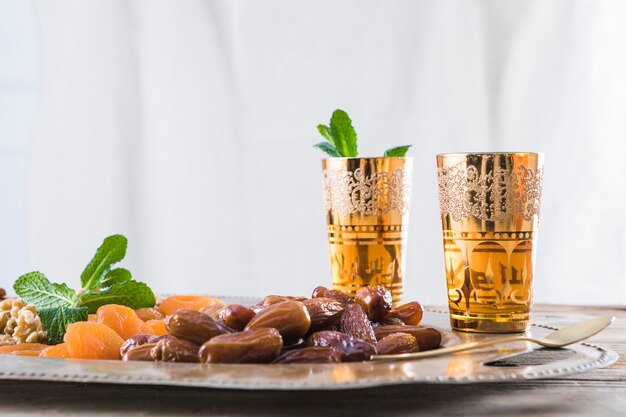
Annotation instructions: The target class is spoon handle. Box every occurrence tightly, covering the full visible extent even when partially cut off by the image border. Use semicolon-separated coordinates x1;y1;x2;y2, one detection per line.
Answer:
372;334;532;361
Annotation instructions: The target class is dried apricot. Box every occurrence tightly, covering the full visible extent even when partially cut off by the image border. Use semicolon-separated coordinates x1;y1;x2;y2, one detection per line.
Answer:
39;343;70;358
159;295;224;316
96;304;152;340
0;343;47;356
146;319;168;336
64;322;124;360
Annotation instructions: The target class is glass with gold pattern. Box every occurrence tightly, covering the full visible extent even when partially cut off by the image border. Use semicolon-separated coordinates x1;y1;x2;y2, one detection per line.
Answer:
322;157;412;303
436;152;544;332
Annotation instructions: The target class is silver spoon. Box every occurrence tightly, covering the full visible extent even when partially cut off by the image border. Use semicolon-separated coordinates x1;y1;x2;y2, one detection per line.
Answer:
372;315;615;361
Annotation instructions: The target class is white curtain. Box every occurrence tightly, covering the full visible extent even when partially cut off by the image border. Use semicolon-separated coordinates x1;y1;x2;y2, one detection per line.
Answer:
12;0;626;304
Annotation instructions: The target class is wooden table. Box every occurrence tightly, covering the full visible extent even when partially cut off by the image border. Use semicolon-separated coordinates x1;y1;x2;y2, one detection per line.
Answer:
1;305;623;417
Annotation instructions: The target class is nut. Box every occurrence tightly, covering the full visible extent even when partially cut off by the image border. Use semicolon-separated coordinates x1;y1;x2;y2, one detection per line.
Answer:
0;335;15;347
1;298;46;344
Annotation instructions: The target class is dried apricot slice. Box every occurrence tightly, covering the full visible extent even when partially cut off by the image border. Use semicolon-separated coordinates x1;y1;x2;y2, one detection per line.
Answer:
0;343;47;356
64;322;124;360
159;295;224;316
40;343;70;358
96;304;152;340
145;319;168;336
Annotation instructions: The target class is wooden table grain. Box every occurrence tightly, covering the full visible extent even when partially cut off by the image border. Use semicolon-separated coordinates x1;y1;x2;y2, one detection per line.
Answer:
0;305;623;417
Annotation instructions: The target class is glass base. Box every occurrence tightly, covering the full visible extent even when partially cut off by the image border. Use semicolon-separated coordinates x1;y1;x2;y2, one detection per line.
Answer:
449;309;530;333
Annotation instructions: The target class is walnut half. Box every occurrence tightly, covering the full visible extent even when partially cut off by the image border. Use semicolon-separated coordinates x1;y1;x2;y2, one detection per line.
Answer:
1;298;47;344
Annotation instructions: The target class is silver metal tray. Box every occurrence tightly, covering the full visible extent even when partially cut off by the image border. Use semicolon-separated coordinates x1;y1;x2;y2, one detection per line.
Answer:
0;297;618;390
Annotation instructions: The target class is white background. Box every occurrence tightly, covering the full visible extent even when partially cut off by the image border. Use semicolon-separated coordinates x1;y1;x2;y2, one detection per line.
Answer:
1;0;625;305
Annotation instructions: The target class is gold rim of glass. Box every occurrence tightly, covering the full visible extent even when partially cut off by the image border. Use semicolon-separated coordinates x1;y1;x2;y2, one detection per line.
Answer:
322;157;413;161
436;152;542;158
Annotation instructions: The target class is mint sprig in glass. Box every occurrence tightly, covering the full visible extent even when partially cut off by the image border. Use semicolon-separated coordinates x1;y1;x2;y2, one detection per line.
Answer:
316;109;413;303
314;109;411;157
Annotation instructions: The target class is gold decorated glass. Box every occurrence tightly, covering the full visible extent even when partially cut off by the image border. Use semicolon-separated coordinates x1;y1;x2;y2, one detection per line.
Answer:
322;157;412;303
436;152;544;333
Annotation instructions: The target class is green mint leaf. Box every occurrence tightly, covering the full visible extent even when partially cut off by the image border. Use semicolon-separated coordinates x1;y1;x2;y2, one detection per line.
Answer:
13;272;76;308
38;307;88;345
100;268;132;287
383;145;412;157
77;280;156;313
81;234;128;290
314;142;342;157
329;109;358;157
317;124;335;145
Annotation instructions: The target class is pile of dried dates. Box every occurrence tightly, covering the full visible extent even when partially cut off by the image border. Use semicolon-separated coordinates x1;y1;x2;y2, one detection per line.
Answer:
122;285;441;364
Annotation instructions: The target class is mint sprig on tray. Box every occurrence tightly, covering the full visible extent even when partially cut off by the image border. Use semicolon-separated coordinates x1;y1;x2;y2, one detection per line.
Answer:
13;234;156;344
314;109;412;158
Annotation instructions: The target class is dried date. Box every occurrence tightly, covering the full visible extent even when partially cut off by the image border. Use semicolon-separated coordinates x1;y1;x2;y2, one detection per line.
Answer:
199;303;227;318
386;301;423;326
134;307;165;322
375;333;417;355
122;343;157;361
354;285;392;322
166;309;230;345
303;297;345;331
150;335;200;363
322;290;353;305
199;328;283;364
374;325;441;351
339;303;376;345
244;300;311;344
373;317;405;328
220;304;255;331
311;285;329;298
307;330;376;362
272;347;342;364
120;334;160;357
281;338;307;351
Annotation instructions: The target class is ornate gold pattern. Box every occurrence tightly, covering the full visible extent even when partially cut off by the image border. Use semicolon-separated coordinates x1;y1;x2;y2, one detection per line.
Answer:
323;167;411;217
442;230;535;241
437;153;543;333
322;158;412;303
437;163;543;222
